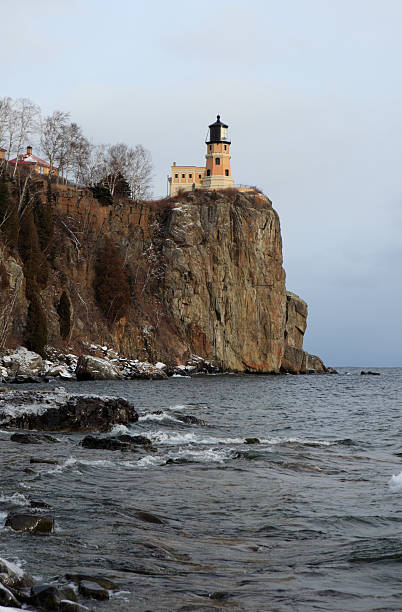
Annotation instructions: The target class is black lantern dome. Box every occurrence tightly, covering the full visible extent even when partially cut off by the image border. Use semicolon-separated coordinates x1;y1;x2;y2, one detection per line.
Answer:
206;115;231;145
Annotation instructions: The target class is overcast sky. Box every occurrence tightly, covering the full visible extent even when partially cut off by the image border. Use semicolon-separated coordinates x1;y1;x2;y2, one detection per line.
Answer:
3;0;401;366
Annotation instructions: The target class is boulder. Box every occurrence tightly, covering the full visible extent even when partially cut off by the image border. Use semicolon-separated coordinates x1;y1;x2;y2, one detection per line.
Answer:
117;434;154;449
60;602;89;612
0;583;21;608
1;347;43;376
0;391;138;432
46;365;74;379
76;355;122;381
81;436;132;451
30;584;62;610
65;574;116;590
174;414;207;426
244;438;260;444
10;433;58;444
5;512;54;533
0;558;34;589
78;580;109;600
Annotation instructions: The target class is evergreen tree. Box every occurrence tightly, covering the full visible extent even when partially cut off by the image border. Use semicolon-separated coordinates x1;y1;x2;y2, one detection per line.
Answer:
57;291;71;339
94;237;130;322
0;179;19;250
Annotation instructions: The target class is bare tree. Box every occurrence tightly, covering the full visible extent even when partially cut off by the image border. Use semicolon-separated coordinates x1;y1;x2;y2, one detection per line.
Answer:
127;144;152;200
87;142;153;200
39;110;70;180
11;98;40;177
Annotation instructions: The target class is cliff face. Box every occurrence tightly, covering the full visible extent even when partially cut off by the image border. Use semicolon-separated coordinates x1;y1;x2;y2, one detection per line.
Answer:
0;181;324;373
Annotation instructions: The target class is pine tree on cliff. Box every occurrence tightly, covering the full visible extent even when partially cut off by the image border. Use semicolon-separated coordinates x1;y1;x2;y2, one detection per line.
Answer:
0;178;19;250
94;237;130;322
33;191;54;252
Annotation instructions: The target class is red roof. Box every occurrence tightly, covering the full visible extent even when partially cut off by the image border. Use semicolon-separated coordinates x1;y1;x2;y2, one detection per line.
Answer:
8;152;54;169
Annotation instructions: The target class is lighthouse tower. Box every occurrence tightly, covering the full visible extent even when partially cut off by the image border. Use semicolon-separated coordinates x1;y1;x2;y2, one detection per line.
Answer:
201;115;234;190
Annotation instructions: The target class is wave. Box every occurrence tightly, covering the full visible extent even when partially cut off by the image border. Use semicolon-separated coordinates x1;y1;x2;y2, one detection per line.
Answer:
145;430;243;446
165;447;236;464
0;492;30;506
138;411;182;424
389;471;402;492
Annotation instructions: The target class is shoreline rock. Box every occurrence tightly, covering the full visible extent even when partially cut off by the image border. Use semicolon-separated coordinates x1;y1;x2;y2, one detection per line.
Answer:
0;390;138;432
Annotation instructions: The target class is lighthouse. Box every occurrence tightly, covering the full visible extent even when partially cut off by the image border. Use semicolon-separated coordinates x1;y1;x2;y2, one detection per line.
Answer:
168;114;235;196
201;115;234;190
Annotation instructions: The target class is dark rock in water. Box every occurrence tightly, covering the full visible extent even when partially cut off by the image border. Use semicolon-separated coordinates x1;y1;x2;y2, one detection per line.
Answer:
81;435;131;451
60;601;89;612
58;586;77;602
0;391;138;432
78;580;109;600
0;557;34;588
244;437;260;444
23;467;36;474
5;512;54;533
360;371;380;376
65;574;117;590
10;432;58;444
208;591;231;601
30;500;51;509
30;458;59;465
30;584;62;610
0;582;21;608
133;510;166;525
117;434;155;449
327;367;338;374
175;414;207;426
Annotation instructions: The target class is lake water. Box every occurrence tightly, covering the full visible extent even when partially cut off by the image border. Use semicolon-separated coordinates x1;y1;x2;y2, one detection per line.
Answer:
1;368;402;611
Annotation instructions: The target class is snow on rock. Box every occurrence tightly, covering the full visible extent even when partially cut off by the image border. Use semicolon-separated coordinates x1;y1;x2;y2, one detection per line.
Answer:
1;347;43;376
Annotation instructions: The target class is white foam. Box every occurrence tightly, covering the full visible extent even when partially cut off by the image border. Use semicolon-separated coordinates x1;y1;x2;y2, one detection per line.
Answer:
0;492;29;506
108;424;130;436
389;472;402;492
135;455;165;468
259;436;334;447
146;430;243;446
0;558;24;578
139;412;180;423
169;447;235;464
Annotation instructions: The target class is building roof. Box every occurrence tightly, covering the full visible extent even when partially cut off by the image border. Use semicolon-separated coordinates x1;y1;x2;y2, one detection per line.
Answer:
8;152;53;168
209;114;228;129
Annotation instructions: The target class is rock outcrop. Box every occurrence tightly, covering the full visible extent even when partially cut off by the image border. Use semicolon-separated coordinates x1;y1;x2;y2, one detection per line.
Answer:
0;181;325;373
281;292;326;373
1;391;138;431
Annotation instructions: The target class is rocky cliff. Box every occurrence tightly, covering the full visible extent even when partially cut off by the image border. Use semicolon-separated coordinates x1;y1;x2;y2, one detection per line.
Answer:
0;179;325;373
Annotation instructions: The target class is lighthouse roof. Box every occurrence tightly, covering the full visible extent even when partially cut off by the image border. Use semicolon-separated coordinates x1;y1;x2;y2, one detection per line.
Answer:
209;114;228;129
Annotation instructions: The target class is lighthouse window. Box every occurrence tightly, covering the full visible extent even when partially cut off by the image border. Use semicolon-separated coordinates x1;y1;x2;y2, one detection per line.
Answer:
207;169;211;176
182;174;185;178
175;174;178;179
215;158;220;165
198;174;201;179
209;145;212;151
224;144;227;151
225;169;229;176
189;174;192;178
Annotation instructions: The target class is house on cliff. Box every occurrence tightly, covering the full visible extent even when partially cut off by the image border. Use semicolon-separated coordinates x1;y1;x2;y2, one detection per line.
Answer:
169;115;235;197
8;146;57;177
